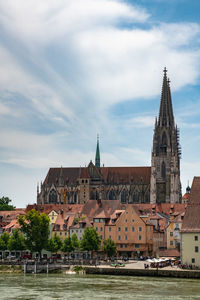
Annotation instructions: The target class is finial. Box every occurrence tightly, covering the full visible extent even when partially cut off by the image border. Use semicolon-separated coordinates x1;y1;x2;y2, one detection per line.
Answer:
97;133;99;142
163;67;167;74
167;78;170;85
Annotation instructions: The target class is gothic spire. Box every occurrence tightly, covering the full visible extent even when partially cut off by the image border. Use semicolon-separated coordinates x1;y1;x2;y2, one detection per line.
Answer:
158;67;174;127
95;134;100;168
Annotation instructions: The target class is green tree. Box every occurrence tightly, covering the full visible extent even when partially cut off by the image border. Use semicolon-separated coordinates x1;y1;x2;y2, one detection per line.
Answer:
71;233;80;250
7;229;25;251
47;233;63;254
0;197;15;211
102;238;117;257
0;232;10;250
80;227;101;252
62;236;74;254
18;209;49;257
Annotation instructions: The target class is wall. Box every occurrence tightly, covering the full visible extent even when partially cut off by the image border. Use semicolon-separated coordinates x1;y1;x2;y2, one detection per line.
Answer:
182;232;200;266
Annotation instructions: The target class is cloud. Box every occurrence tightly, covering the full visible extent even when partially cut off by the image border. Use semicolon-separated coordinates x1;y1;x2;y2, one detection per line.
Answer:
0;0;199;207
125;115;155;128
0;0;149;45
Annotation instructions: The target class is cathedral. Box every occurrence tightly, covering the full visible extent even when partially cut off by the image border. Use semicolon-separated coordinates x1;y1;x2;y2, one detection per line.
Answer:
37;69;182;205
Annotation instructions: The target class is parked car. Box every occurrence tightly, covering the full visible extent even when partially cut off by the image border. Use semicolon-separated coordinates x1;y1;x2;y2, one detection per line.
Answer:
22;254;32;259
6;255;16;260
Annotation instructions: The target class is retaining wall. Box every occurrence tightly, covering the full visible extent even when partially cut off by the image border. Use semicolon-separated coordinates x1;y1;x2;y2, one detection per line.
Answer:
85;267;200;279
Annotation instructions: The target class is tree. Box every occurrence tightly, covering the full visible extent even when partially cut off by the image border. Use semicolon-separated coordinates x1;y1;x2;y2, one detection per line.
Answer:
71;233;80;250
0;197;15;211
47;233;63;254
7;229;25;251
80;227;101;252
0;232;10;250
102;238;117;257
18;209;49;257
62;236;74;254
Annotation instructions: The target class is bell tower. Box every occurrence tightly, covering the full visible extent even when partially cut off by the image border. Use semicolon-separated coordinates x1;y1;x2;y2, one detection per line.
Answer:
150;68;181;203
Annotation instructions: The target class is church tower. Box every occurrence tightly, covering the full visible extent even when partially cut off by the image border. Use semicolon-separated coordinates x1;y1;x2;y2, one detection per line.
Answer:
95;134;100;168
150;68;181;203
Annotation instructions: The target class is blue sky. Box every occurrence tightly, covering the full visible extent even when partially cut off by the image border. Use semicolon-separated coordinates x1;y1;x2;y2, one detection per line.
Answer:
0;0;200;208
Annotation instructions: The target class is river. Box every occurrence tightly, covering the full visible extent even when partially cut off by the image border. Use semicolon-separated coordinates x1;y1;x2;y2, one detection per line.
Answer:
0;274;200;299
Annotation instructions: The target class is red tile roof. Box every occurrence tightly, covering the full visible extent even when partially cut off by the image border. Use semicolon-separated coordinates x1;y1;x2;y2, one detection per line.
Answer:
188;177;200;204
100;166;151;184
43;166;151;186
181;177;200;232
158;248;180;258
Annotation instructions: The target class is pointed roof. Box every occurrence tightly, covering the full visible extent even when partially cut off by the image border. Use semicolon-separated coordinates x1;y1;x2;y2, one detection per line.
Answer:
95;134;100;168
158;68;174;127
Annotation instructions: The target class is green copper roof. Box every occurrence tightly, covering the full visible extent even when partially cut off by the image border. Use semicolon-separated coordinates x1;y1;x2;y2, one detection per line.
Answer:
95;135;100;168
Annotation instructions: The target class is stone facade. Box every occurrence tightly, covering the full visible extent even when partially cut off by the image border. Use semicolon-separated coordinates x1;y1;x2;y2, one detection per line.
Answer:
37;69;181;205
150;68;181;203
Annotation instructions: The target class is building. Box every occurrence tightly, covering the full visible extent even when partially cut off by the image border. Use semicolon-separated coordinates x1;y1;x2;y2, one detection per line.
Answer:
150;68;181;204
93;204;153;258
37;69;181;206
181;177;200;267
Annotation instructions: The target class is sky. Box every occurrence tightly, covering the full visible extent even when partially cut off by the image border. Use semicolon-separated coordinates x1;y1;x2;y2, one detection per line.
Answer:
0;0;200;208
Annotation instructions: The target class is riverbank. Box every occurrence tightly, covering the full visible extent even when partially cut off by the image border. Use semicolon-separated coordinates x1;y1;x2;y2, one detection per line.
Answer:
84;262;200;279
0;265;22;273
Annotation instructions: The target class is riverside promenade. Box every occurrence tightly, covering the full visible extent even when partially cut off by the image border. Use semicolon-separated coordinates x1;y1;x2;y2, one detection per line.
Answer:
84;261;200;279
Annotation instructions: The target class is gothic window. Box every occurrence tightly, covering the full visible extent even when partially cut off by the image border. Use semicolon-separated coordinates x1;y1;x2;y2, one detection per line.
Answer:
90;190;95;200
49;189;57;204
66;192;70;203
90;190;99;200
161;161;166;179
161;132;167;153
109;190;115;200
133;192;139;203
74;192;77;203
121;190;127;203
145;191;150;203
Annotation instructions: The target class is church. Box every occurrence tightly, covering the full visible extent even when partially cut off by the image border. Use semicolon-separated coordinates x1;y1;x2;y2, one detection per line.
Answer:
37;69;182;205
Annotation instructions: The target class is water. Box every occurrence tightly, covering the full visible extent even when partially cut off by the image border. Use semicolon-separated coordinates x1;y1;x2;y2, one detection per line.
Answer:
0;274;200;300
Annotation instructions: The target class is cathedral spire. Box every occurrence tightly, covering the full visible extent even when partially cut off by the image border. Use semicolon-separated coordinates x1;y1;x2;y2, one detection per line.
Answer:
158;67;174;127
95;134;100;168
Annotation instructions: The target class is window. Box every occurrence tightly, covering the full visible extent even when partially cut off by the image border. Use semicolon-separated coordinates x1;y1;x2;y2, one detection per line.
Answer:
100;227;103;232
192;258;195;263
161;161;166;179
195;246;199;253
126;211;128;214
124;244;128;248
132;227;135;232
109;227;112;232
195;236;198;241
118;235;121;240
132;219;134;222
125;227;128;232
49;189;57;204
118;227;121;232
139;227;142;232
170;241;173;246
125;235;128;240
135;244;139;248
139;235;142;240
96;227;98;231
170;232;173;237
120;244;123;248
125;219;128;223
100;235;102;240
121;190;127;204
109;235;111;239
60;232;62;236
